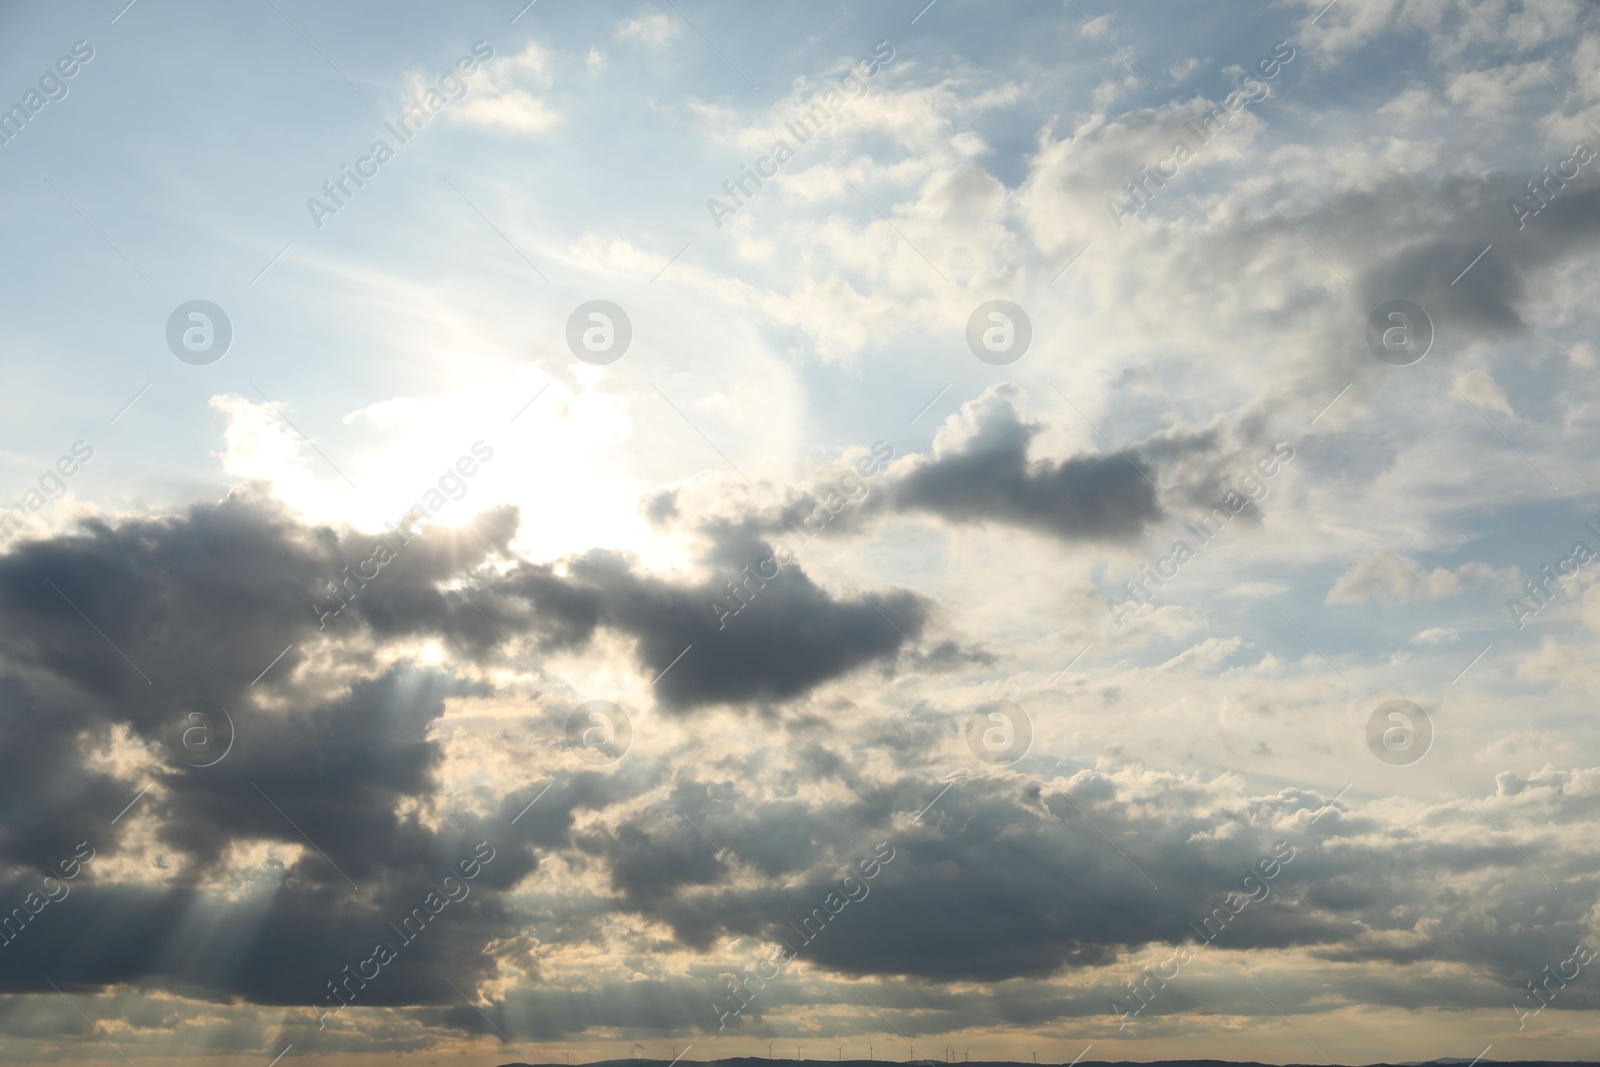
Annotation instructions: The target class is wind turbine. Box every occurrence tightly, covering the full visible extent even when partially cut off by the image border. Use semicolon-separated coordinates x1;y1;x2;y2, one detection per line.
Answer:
768;1045;773;1060
838;1046;844;1061
868;1042;874;1061
797;1046;804;1061
1028;1051;1039;1064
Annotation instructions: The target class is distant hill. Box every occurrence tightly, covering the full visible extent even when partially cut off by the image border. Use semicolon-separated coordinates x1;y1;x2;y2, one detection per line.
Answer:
494;1058;1599;1067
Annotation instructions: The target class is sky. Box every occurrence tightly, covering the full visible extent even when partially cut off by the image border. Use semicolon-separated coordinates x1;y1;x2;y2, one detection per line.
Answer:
1;0;1599;1064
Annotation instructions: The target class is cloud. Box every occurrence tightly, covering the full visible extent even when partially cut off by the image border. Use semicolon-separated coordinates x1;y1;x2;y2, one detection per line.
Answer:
1354;176;1600;342
454;41;560;134
1326;551;1508;604
615;12;680;49
1454;368;1516;420
1158;636;1245;671
470;529;939;712
11;2;1600;1058
716;386;1165;549
1;487;1598;1049
876;386;1163;543
0;493;558;1014
454;90;559;134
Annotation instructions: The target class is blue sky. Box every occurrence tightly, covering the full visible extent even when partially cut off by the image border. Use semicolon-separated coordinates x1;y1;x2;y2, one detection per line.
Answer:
2;1;1600;1065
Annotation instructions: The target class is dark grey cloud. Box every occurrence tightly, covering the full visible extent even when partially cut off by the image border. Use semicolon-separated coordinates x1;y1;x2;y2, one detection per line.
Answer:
714;386;1166;550
881;386;1162;543
1355;172;1600;341
0;486;942;1020
0;435;1595;1051
0;493;551;1013
0;489;517;866
429;759;1600;1044
467;527;938;712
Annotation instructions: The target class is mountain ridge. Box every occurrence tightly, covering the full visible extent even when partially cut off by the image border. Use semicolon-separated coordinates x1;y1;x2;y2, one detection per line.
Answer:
492;1059;1595;1067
